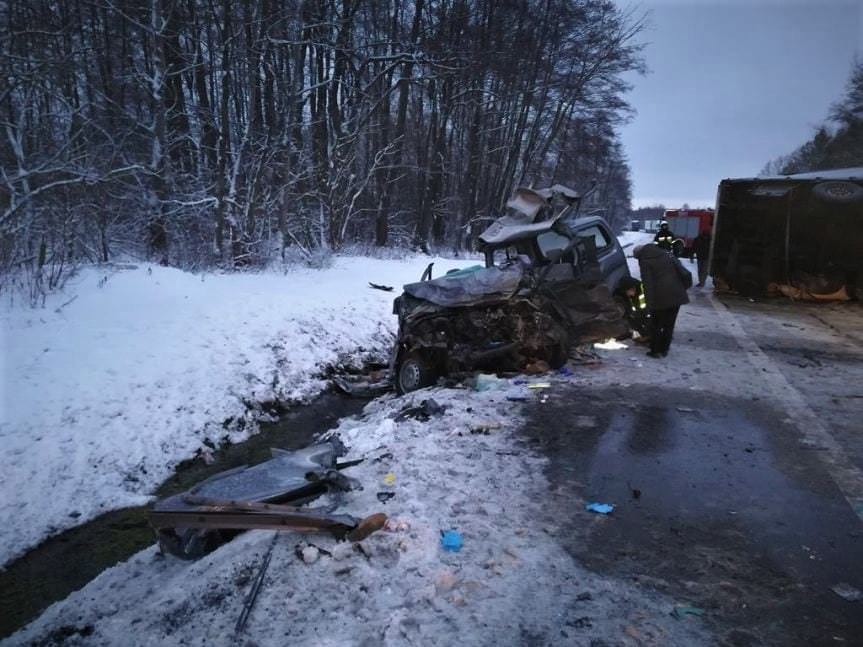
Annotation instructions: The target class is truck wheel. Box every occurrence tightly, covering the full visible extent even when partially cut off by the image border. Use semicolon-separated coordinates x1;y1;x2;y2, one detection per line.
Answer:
396;352;437;394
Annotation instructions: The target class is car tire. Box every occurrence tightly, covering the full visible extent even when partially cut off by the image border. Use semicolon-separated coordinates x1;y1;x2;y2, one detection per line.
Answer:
396;352;437;394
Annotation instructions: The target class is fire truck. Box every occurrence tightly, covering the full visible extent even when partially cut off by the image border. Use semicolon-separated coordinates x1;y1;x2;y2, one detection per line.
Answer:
663;208;714;258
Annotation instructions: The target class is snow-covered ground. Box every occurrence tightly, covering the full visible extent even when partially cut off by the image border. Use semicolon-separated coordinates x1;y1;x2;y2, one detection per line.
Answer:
617;230;658;278
7;236;861;645
0;234;692;569
616;230;655;251
0;256;476;567
7;385;710;647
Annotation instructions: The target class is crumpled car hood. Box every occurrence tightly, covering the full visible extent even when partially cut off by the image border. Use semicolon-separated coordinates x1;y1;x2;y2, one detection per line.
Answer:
403;264;524;308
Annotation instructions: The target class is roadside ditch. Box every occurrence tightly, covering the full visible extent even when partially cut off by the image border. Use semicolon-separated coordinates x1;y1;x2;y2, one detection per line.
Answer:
0;391;370;639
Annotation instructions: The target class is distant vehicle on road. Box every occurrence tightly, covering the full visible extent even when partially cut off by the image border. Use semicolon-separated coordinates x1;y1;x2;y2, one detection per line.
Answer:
663;208;714;258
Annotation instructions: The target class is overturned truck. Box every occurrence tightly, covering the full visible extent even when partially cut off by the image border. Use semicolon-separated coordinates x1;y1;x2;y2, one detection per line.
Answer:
392;185;631;393
712;167;863;299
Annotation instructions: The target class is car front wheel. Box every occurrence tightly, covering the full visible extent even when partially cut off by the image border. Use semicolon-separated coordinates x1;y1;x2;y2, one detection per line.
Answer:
396;352;437;394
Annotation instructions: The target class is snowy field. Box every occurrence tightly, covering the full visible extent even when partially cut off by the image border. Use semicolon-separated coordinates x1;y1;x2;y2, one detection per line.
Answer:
8;386;710;647
0;255;475;567
0;236;663;568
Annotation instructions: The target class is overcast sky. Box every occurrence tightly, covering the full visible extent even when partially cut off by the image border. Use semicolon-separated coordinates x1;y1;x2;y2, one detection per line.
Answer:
617;0;862;208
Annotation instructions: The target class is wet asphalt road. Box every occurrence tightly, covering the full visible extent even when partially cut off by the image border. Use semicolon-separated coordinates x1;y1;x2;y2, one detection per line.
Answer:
522;384;863;646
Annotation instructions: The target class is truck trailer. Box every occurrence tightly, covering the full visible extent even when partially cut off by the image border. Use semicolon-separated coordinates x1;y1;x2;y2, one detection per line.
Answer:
711;167;863;299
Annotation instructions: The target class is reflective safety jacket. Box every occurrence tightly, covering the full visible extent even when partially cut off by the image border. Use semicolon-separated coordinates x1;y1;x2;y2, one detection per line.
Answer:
624;284;650;335
654;230;674;250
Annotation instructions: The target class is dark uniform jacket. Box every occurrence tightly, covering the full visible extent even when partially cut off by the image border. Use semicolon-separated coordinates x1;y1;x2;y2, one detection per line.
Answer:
635;243;690;310
694;232;711;259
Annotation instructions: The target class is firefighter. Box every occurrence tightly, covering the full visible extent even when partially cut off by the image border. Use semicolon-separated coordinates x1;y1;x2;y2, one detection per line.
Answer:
654;221;674;251
633;243;692;358
614;276;650;341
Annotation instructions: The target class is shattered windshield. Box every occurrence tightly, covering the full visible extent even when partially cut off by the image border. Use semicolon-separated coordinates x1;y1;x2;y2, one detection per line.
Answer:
536;231;571;262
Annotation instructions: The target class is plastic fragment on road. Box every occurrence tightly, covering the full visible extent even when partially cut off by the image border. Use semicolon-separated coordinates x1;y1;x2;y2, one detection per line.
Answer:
470;421;503;435
585;502;614;514
527;382;551;389
594;339;628;350
383;472;396;486
558;366;575;377
376;491;395;503
831;583;862;601
394;398;446;422
671;606;705;619
474;373;509;391
440;529;463;552
385;517;411;533
676;406;695;413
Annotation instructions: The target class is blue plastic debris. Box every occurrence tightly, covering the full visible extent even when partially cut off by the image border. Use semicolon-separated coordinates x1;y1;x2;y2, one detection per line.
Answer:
585;502;614;514
671;605;705;620
474;374;508;392
558;366;574;377
440;529;463;552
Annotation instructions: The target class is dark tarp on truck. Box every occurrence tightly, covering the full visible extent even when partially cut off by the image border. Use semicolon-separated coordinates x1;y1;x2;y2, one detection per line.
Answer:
711;167;863;299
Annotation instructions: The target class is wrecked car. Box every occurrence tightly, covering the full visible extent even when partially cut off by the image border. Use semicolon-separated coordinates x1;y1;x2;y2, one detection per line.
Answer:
392;185;632;393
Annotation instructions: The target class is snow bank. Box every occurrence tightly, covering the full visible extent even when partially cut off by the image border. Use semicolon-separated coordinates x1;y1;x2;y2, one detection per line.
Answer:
616;230;654;250
9;386;710;646
0;256;473;566
618;231;655;278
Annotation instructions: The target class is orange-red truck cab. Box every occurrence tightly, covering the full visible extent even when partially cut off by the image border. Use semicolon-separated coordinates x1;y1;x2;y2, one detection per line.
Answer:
663;209;714;258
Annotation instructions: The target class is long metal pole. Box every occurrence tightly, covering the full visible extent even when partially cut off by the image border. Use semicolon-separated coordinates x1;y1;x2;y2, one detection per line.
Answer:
235;532;279;635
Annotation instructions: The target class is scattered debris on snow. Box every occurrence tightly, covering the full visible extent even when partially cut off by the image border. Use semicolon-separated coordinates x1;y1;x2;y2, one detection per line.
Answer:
0;255;473;566
368;282;394;292
594;339;628;350
9;385;711;646
150;439;386;560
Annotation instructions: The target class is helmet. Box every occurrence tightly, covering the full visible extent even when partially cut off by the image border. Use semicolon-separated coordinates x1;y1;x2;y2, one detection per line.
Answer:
659;221;669;229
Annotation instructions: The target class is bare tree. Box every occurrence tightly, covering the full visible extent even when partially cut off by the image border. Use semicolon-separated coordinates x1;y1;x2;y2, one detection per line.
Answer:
1;0;645;295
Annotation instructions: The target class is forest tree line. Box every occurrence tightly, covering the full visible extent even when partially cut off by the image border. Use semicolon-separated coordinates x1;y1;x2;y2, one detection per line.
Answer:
2;0;645;294
762;60;863;176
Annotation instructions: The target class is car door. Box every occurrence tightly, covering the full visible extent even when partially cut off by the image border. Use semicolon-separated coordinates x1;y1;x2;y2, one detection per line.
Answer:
574;222;629;290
